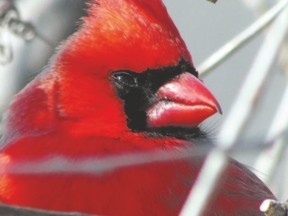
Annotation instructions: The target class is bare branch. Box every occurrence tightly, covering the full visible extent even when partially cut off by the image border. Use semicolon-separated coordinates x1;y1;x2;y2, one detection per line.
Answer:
260;199;288;216
207;0;218;3
0;0;54;64
198;0;288;77
254;84;288;184
0;147;210;175
180;4;288;216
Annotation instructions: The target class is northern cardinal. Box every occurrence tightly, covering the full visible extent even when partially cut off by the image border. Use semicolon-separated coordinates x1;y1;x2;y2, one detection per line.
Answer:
0;0;275;215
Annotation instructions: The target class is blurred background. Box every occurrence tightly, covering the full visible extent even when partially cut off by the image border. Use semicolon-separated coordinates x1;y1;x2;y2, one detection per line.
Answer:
0;0;287;202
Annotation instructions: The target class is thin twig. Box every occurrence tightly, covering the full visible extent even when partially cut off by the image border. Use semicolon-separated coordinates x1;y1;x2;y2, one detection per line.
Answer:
0;0;18;64
7;18;55;47
260;199;288;216
0;141;280;175
206;0;218;3
179;149;227;216
0;0;54;64
254;84;288;184
198;0;288;77
180;4;288;216
217;7;288;150
0;147;210;175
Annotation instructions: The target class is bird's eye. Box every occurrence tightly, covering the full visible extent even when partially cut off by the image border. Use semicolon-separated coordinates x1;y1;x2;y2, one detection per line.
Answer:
111;71;139;87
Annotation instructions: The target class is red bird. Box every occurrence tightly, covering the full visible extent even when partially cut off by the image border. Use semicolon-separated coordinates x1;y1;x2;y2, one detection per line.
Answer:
0;0;274;215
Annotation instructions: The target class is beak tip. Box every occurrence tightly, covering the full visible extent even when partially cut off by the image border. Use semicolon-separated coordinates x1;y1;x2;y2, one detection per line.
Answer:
147;72;223;127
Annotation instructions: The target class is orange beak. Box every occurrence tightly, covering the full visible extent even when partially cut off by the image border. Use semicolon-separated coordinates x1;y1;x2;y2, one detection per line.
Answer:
147;72;222;127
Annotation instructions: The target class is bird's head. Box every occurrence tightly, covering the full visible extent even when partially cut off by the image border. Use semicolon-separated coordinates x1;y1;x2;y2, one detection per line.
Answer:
2;0;221;145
